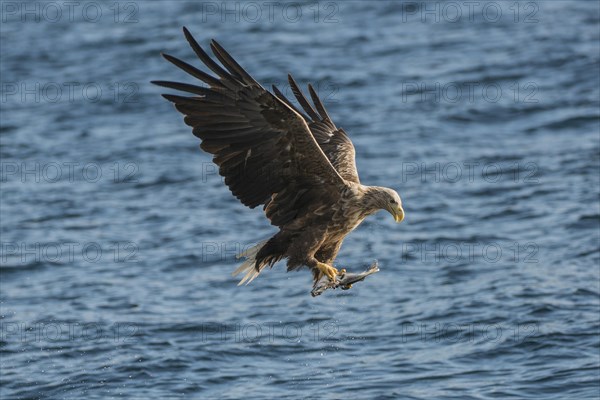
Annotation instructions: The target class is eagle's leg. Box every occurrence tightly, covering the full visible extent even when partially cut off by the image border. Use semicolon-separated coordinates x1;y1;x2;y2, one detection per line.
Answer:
315;261;338;281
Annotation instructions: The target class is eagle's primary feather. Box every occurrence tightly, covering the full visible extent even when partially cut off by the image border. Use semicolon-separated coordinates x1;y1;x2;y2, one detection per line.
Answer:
153;27;404;287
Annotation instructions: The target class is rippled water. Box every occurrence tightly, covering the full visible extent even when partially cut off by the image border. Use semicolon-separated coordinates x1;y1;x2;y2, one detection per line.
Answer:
1;1;599;399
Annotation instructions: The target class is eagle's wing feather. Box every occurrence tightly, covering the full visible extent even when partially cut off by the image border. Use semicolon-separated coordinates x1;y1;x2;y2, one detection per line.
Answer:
273;75;361;184
153;28;346;227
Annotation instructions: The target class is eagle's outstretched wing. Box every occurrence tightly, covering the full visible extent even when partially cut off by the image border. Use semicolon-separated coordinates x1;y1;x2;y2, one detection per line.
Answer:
272;76;360;184
152;27;347;227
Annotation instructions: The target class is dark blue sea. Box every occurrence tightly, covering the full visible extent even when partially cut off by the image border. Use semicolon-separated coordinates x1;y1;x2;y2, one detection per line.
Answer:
1;1;599;399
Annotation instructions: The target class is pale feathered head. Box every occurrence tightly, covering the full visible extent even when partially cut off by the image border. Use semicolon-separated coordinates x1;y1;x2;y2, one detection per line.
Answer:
364;186;405;223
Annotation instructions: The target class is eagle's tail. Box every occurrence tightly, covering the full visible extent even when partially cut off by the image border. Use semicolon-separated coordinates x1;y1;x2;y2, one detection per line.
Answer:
233;237;286;285
232;240;268;285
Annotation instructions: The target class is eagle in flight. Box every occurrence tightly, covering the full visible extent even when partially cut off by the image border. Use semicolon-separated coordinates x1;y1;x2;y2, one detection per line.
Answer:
153;27;404;290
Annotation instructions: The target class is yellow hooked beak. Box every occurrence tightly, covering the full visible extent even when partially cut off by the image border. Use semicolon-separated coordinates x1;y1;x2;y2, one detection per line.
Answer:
390;205;405;223
395;207;405;223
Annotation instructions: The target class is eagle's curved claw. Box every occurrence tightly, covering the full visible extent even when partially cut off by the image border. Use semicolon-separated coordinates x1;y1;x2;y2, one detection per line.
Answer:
316;262;338;282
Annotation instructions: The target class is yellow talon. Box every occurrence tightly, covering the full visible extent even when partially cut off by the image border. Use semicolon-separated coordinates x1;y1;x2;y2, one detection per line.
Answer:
316;262;338;281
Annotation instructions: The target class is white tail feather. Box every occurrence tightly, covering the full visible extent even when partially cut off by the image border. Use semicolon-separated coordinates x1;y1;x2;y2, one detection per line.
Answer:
232;240;268;286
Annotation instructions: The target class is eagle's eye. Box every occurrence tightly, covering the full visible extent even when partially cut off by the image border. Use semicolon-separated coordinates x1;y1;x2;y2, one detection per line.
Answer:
390;199;397;204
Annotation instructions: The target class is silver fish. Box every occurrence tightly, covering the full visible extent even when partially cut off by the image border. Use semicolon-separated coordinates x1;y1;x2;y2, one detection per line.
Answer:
311;261;380;297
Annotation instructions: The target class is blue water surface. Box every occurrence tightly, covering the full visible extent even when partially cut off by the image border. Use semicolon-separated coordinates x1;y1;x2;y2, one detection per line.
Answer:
1;1;599;399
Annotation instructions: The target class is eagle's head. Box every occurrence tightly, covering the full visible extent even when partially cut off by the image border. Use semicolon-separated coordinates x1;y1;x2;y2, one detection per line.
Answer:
363;186;405;223
381;187;404;223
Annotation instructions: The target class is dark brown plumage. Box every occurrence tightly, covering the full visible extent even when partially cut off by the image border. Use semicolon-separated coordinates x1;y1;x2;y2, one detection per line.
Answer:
153;27;404;288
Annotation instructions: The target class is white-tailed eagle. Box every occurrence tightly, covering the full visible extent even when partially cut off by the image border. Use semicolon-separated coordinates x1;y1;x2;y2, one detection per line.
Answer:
153;27;404;292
